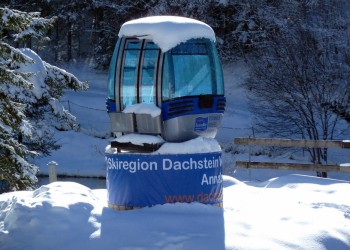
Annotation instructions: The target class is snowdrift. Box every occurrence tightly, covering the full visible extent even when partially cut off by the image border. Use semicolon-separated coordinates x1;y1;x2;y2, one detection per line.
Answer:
1;175;350;250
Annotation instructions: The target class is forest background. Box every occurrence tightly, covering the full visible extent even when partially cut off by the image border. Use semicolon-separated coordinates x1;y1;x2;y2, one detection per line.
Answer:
1;0;349;189
2;1;349;80
2;0;350;158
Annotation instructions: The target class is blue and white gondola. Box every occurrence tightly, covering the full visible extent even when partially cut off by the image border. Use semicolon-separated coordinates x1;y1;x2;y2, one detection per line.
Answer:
106;33;225;144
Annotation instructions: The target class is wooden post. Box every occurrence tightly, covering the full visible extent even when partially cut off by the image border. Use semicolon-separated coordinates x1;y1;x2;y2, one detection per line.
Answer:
47;161;58;183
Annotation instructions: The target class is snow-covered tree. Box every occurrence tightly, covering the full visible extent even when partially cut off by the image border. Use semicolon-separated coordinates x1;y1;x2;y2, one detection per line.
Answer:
0;7;87;191
17;48;88;155
246;0;350;167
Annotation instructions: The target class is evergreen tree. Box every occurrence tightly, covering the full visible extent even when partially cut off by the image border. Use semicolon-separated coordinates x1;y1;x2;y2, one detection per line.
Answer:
0;7;87;191
17;48;88;155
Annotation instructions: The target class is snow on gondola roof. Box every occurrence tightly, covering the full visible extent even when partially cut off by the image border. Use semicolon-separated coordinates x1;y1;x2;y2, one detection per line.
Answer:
118;16;216;52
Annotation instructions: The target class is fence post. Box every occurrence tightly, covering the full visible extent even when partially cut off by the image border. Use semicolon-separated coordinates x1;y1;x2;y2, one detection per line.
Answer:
47;161;58;183
248;139;252;181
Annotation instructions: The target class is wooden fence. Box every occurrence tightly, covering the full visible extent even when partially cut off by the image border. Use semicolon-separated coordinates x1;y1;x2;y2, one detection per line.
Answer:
234;138;350;177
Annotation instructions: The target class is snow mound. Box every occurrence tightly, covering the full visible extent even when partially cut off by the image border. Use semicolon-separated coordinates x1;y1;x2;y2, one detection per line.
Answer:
155;137;221;154
262;174;350;188
1;177;350;250
0;182;102;250
222;175;244;187
119;16;215;52
106;135;221;154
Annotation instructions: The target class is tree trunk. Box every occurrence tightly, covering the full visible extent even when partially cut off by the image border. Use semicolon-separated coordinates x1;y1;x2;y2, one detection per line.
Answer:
67;19;72;62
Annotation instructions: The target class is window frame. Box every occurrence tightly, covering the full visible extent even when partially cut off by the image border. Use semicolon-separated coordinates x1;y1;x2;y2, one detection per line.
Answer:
139;42;161;105
118;38;161;110
120;39;143;109
161;38;224;101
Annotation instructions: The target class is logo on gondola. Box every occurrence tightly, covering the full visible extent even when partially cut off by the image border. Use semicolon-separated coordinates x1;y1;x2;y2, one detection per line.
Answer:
194;117;208;131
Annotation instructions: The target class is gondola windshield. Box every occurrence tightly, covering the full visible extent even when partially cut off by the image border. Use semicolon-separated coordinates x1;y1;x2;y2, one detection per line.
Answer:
162;39;224;101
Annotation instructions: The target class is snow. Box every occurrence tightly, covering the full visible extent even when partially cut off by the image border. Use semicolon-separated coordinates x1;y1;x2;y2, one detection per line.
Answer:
1;175;350;250
110;133;164;147
119;16;216;52
48;98;64;116
106;135;220;154
155;137;221;154
31;130;107;178
19;119;32;136
123;103;161;117
1;53;350;248
18;48;48;99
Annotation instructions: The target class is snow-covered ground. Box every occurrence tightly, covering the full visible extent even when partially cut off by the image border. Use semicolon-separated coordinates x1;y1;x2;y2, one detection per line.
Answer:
1;59;350;249
31;60;350;182
1;175;350;250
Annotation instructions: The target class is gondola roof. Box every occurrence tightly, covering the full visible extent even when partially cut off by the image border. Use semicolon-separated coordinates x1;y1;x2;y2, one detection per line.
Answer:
118;16;216;52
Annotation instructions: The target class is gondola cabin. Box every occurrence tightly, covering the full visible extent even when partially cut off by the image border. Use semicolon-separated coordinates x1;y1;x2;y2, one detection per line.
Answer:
107;16;225;143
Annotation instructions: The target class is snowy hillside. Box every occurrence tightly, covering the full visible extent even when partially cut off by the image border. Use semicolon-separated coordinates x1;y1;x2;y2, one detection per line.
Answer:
30;61;350;182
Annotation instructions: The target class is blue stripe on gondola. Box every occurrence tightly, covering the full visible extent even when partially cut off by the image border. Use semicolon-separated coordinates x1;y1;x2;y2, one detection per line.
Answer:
107;96;226;121
161;96;225;121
